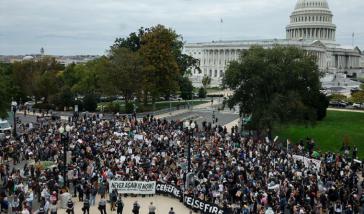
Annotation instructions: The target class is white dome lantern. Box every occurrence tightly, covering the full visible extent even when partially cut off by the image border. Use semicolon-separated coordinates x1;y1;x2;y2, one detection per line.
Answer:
286;0;336;43
295;0;330;10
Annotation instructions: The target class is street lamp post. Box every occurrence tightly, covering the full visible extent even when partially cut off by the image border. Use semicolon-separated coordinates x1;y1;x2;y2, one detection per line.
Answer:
183;121;195;173
11;101;17;137
59;124;72;188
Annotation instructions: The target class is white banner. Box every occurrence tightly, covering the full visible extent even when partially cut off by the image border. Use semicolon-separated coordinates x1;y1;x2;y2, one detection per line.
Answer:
292;155;321;169
109;181;156;194
134;134;144;141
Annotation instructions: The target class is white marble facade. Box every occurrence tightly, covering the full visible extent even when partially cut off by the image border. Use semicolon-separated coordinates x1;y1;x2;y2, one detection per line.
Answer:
184;0;364;87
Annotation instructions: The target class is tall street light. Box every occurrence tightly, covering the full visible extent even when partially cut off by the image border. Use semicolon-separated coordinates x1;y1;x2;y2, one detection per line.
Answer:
11;101;17;137
59;124;72;188
183;121;195;173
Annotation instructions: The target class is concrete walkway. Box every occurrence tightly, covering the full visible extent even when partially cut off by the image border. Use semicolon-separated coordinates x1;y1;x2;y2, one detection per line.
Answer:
223;118;240;133
328;108;364;113
155;101;216;119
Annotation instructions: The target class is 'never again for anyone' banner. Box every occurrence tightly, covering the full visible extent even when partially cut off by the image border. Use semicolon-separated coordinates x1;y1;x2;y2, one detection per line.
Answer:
110;181;156;194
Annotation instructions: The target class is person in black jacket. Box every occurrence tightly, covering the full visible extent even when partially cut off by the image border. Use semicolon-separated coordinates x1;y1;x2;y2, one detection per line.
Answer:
78;183;84;202
116;197;124;214
132;201;140;214
82;198;90;214
66;199;74;214
110;190;117;211
98;196;107;214
38;207;45;214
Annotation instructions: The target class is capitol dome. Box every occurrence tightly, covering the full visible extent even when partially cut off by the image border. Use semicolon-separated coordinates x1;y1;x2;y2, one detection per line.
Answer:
286;0;336;43
22;56;34;61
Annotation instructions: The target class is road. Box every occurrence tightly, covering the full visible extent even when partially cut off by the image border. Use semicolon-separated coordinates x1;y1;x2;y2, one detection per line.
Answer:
166;108;239;127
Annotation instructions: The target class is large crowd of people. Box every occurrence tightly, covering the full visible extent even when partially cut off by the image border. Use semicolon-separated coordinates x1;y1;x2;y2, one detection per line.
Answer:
0;112;363;214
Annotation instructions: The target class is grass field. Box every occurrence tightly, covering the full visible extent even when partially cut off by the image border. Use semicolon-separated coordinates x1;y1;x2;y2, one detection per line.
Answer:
275;110;364;159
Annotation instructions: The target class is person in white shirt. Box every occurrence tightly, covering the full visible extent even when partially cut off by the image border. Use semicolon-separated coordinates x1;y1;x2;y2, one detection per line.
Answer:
334;202;342;213
21;207;30;214
26;189;34;210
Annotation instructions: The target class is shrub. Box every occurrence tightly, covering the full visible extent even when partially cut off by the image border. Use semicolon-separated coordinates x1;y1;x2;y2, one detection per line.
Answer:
198;87;207;98
83;94;98;112
33;103;55;110
125;102;135;114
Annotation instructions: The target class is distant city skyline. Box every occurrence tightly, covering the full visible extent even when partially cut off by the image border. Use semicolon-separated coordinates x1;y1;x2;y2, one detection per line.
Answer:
1;0;363;55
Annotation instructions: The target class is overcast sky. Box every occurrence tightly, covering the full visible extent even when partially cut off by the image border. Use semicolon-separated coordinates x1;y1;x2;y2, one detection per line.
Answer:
1;0;363;55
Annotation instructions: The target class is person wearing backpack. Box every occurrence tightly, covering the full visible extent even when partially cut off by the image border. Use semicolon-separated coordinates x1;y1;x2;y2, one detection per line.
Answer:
116;197;124;214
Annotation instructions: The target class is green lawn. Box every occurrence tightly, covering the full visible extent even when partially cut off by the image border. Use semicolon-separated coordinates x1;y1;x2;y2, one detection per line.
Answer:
275;110;364;159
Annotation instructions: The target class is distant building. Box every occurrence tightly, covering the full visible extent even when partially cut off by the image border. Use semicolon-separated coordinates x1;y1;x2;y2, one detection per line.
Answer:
0;54;99;66
184;0;363;93
55;55;99;66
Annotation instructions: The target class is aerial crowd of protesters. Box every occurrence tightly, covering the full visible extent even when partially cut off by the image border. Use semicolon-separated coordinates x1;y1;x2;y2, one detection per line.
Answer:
0;111;363;214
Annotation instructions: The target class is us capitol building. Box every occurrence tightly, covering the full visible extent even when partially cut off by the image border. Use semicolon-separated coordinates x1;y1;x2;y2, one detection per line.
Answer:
184;0;364;95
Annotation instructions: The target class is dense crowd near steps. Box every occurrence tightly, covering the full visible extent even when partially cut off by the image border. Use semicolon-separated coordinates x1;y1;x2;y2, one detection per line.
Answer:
0;113;363;214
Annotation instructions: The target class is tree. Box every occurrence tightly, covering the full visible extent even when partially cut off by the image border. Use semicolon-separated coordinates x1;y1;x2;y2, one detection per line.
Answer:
223;45;324;135
71;58;104;95
111;28;146;52
51;87;75;110
110;26;200;105
34;71;60;103
140;25;181;104
360;83;364;91
101;48;144;104
202;75;211;89
329;94;347;102
83;94;98;112
316;93;329;121
11;57;64;103
179;77;193;100
0;72;9;118
177;54;200;76
351;91;364;104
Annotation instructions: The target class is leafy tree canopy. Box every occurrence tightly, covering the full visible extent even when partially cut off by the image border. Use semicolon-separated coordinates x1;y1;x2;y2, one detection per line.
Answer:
223;45;324;132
